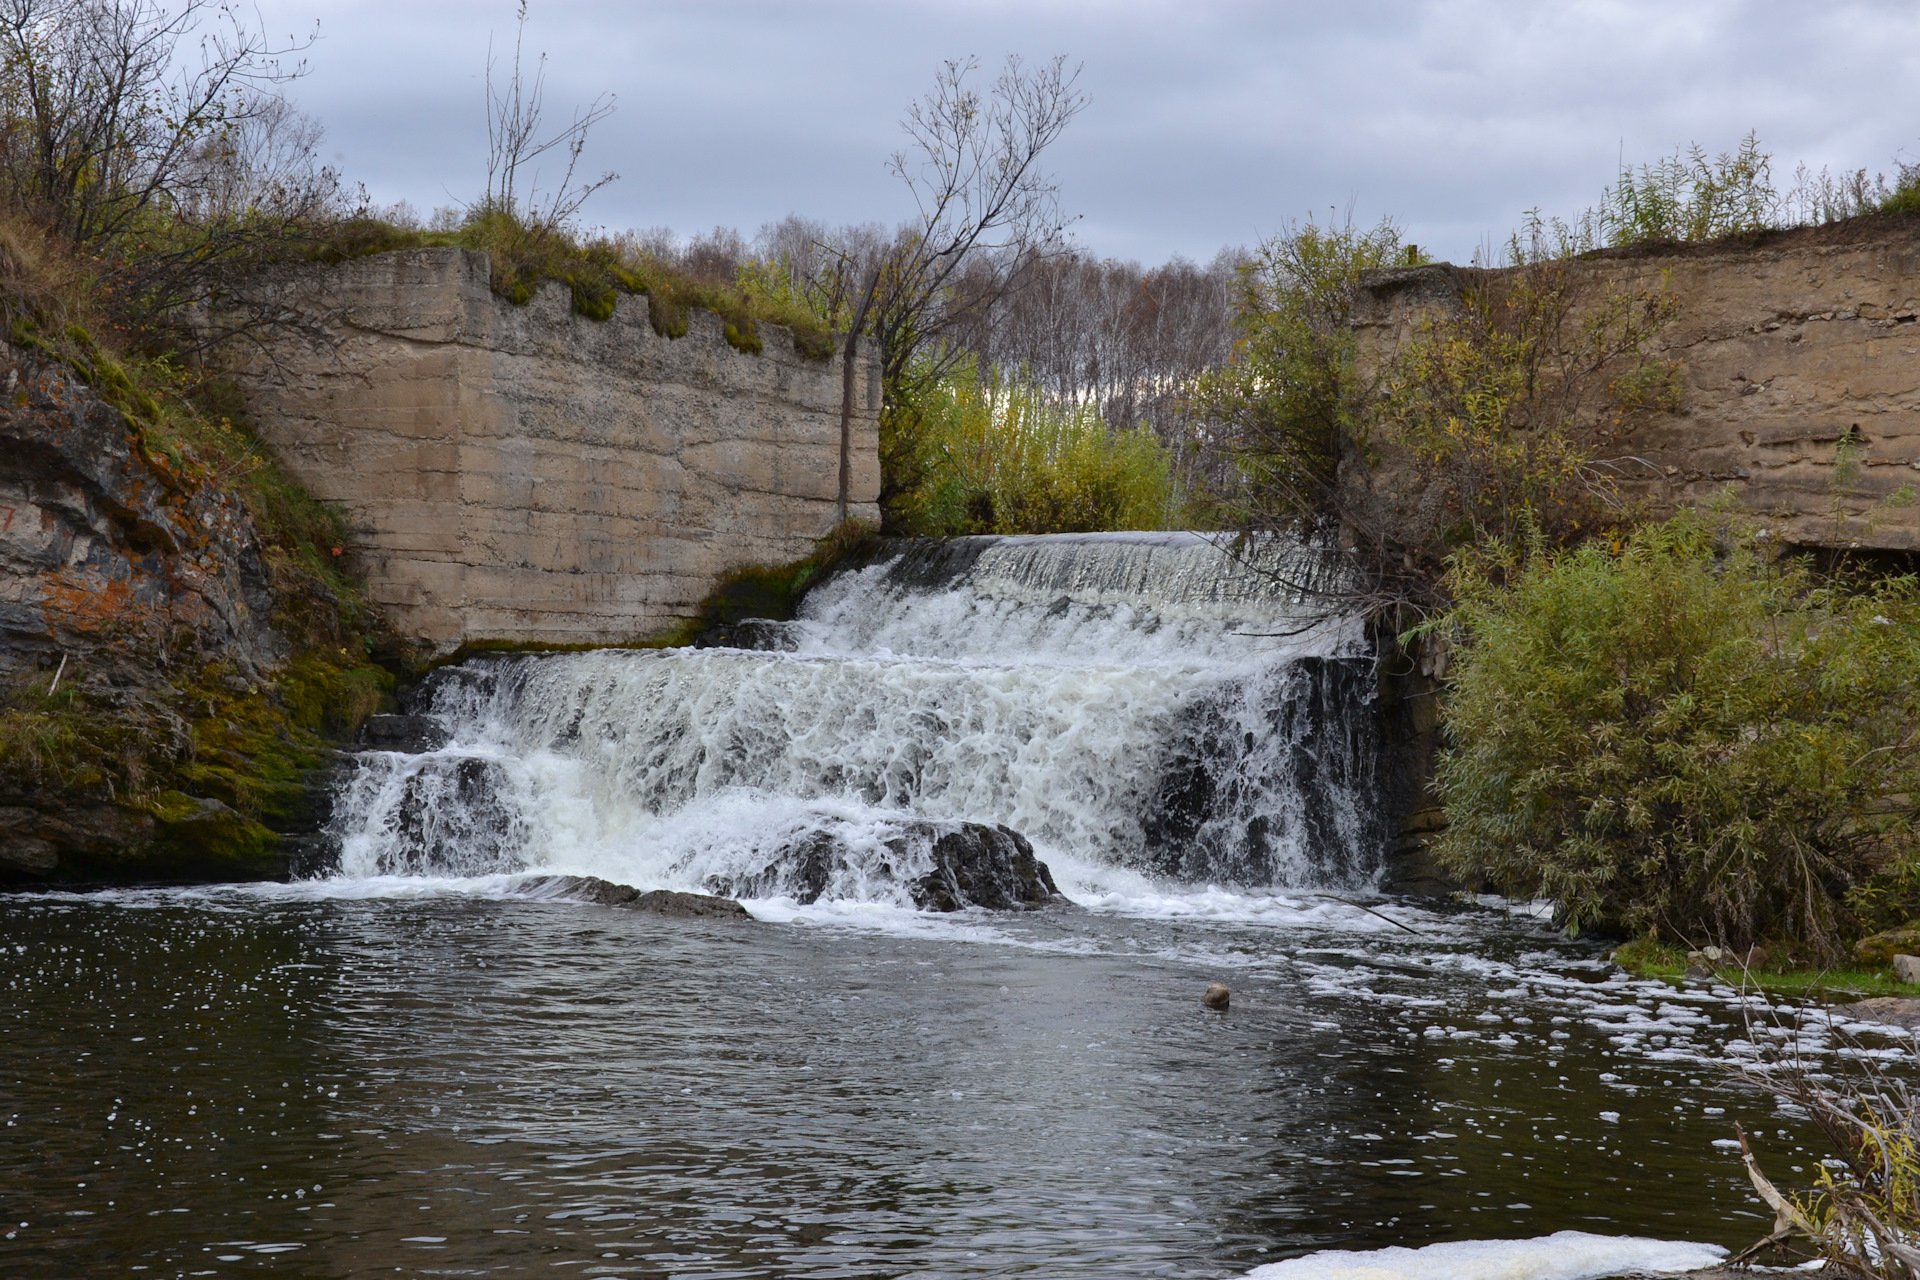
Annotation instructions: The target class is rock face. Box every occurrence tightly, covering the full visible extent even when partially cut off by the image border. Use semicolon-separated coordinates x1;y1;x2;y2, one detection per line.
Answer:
1352;219;1920;553
0;351;284;689
230;248;882;653
704;820;1062;912
0;347;308;882
511;874;751;919
358;713;451;753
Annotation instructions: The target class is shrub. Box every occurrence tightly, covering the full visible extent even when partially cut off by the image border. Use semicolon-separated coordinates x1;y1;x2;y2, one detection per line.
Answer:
1197;216;1416;531
1434;513;1920;959
1596;132;1779;245
889;369;1186;535
1733;1030;1920;1277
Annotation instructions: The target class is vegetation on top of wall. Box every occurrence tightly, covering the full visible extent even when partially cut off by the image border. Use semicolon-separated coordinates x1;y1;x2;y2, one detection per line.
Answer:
302;207;840;360
1504;133;1920;265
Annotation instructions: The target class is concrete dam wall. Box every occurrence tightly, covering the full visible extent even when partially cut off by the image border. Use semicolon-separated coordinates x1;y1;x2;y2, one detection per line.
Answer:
234;247;880;652
1352;218;1920;553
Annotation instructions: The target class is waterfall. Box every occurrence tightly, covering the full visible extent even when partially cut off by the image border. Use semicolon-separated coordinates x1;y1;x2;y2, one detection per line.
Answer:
326;532;1387;904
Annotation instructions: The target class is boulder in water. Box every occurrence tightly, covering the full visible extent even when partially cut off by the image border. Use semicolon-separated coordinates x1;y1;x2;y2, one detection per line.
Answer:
704;820;1060;912
358;714;451;753
912;824;1060;912
513;875;751;919
1202;982;1231;1011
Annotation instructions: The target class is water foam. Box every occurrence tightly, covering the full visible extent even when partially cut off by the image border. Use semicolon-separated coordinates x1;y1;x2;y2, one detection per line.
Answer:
1242;1230;1725;1280
326;533;1382;901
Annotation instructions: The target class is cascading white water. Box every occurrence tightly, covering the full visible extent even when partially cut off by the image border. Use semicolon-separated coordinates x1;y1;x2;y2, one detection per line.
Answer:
326;532;1386;905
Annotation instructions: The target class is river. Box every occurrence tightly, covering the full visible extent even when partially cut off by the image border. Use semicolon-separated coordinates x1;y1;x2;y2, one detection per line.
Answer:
0;534;1898;1278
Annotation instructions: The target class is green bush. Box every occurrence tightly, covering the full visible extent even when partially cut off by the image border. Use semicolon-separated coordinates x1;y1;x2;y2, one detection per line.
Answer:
1196;216;1417;528
888;370;1187;535
1434;513;1920;959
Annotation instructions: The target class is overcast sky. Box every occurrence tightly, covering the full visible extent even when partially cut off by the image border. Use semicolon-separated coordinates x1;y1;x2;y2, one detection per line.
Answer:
249;0;1920;267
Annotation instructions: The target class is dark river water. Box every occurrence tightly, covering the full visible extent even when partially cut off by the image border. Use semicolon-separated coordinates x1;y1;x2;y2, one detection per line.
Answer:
0;885;1881;1279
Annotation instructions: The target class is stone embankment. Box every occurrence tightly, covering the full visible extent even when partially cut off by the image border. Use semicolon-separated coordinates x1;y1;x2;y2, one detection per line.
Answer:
232;248;881;653
1354;217;1920;552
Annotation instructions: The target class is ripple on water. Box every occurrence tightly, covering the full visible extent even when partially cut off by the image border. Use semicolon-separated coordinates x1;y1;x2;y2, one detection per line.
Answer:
0;886;1900;1277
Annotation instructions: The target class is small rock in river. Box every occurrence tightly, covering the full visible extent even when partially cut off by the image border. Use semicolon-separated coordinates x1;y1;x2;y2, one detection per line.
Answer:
1202;982;1230;1011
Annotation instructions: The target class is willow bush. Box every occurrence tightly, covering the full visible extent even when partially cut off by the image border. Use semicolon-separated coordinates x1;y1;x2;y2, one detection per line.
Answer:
888;370;1184;535
1434;514;1920;959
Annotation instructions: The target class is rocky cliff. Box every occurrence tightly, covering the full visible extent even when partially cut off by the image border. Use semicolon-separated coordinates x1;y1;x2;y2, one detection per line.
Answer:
230;248;882;653
0;343;382;883
1352;217;1920;552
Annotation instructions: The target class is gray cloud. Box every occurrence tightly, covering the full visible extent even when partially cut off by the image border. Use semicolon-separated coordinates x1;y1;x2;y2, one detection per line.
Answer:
258;0;1920;265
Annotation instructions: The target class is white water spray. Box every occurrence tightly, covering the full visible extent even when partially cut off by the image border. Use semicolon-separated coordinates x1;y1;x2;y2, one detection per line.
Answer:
327;533;1384;904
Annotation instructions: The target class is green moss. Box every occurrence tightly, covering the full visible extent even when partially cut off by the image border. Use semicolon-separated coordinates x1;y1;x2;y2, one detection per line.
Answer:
1855;924;1920;967
695;519;876;626
790;326;837;361
1611;936;1919;999
722;320;763;355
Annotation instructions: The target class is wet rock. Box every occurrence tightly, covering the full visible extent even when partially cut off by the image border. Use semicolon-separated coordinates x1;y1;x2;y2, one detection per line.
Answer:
1845;996;1920;1030
283;833;341;880
1893;954;1920;985
912;824;1060;912
359;713;451;753
513;874;750;919
0;801;155;884
705;819;1061;912
1202;983;1230;1011
633;888;753;919
692;619;800;652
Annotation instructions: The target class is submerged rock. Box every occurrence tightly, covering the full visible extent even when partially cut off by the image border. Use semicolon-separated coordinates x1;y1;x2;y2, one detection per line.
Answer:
704;819;1061;912
1846;996;1920;1030
512;875;751;919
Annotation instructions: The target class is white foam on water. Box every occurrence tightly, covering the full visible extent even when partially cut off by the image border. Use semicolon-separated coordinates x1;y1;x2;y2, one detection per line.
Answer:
1241;1230;1725;1280
326;533;1381;894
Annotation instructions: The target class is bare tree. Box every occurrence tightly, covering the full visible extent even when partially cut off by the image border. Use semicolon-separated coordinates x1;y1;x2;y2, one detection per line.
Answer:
870;55;1085;398
0;0;317;244
483;0;615;231
814;55;1086;519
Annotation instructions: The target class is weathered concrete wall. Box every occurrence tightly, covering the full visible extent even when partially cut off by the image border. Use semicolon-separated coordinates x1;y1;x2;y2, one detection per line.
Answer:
1353;219;1920;552
235;247;880;651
